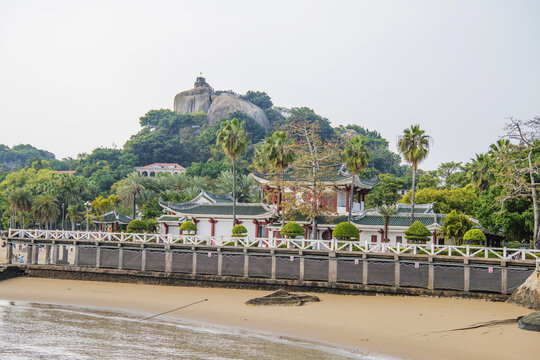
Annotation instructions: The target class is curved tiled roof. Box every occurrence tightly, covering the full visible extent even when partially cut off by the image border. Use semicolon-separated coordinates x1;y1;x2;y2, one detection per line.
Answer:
159;199;277;218
95;211;133;224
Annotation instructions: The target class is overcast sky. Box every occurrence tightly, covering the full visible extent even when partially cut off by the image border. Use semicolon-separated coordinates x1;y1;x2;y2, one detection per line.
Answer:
0;0;538;170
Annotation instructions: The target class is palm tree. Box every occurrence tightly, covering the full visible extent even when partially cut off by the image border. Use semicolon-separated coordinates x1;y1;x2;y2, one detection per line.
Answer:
216;118;249;226
397;125;431;224
116;172;146;219
33;194;60;229
343;136;370;222
170;173;188;191
66;204;83;230
467;153;492;192
489;139;511;156
7;188;33;228
254;131;295;213
216;170;254;202
378;204;397;242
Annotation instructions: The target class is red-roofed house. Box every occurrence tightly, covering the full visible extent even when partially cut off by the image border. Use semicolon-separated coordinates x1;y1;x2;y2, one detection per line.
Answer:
57;170;76;175
135;163;186;177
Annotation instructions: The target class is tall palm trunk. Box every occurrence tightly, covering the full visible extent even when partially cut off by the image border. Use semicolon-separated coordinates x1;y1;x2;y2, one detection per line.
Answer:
232;157;237;226
348;177;354;222
410;163;417;225
384;218;389;242
132;193;137;220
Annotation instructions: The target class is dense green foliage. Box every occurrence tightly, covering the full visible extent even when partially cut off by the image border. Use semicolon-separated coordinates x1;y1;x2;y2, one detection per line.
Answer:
332;222;360;240
281;222;304;238
439;210;473;245
126;219;147;233
405;221;431;242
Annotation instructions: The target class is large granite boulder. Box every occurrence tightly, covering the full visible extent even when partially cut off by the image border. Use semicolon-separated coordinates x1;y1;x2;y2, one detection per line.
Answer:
174;77;213;114
508;270;540;310
207;93;270;130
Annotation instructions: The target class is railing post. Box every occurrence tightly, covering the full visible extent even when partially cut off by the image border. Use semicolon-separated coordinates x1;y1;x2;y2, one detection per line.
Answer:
394;255;400;287
271;249;276;280
118;243;123;270
192;247;197;275
299;251;305;281
95;243;101;268
463;258;470;292
165;244;172;273
328;251;337;283
243;248;249;277
141;244;146;271
217;247;222;276
73;242;79;266
501;260;507;294
6;240;13;264
362;253;368;285
428;256;434;289
25;243;33;265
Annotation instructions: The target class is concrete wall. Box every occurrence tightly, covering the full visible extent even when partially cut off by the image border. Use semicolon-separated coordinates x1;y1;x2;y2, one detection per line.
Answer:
5;239;535;296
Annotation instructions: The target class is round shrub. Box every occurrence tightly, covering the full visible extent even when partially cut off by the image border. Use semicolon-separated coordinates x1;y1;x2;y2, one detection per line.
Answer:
126;219;147;233
332;222;359;240
179;221;197;234
232;224;248;237
405;221;431;243
281;222;304;238
463;229;486;244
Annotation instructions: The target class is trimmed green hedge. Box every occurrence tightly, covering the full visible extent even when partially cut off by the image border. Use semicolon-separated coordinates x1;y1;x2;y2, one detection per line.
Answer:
127;219;147;233
180;221;197;233
332;222;359;240
463;229;486;242
405;221;431;242
232;224;248;237
281;222;304;238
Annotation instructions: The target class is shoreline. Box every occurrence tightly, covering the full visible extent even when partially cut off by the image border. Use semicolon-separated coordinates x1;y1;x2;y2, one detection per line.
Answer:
0;277;538;360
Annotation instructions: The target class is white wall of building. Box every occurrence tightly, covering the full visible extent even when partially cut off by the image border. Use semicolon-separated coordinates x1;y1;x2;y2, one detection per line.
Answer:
197;220;212;236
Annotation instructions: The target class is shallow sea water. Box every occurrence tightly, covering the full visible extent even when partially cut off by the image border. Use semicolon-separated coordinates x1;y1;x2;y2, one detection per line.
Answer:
0;300;382;360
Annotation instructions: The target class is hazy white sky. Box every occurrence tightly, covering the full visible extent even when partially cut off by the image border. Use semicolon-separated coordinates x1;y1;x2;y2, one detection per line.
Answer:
0;0;538;170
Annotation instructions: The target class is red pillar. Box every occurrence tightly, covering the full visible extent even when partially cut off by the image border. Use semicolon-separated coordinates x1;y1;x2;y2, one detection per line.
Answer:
379;229;385;242
334;191;338;213
164;223;169;235
209;218;217;236
432;231;437;244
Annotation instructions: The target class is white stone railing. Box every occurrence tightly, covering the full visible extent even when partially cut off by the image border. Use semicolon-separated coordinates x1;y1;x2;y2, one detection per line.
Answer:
5;228;540;262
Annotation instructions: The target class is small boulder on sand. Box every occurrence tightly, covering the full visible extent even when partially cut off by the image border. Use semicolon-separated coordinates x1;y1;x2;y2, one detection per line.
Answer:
519;311;540;332
246;289;320;306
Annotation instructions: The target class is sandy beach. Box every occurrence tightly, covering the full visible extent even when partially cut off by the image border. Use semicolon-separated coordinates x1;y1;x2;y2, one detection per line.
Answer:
0;277;537;359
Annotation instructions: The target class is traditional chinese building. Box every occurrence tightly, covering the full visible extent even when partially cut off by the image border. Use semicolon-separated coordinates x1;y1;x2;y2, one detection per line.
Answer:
249;166;379;214
157;190;278;238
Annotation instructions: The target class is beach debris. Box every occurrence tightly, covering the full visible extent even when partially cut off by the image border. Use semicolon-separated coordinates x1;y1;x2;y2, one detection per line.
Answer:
507;271;540;310
139;298;208;321
245;289;320;306
518;311;540;332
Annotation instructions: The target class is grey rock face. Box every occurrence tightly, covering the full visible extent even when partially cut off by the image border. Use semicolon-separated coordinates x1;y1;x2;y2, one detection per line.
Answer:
173;77;213;114
207;93;270;130
508;271;540;310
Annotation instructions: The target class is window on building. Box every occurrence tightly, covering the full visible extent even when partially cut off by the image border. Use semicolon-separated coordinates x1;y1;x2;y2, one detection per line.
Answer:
396;236;402;243
371;235;378;243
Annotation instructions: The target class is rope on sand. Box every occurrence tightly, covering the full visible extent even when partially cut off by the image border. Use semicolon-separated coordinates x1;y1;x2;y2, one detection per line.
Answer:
139;299;208;321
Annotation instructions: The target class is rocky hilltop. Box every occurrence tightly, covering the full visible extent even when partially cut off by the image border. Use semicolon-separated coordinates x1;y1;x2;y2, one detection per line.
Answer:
173;77;269;129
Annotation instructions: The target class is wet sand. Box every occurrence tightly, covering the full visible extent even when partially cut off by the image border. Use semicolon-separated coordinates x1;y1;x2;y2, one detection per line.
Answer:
0;277;537;359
